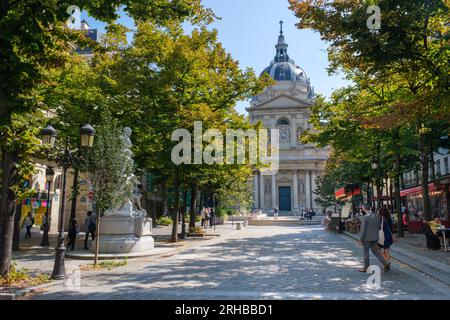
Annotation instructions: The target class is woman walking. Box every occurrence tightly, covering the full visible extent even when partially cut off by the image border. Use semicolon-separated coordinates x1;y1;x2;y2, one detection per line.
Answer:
378;206;394;263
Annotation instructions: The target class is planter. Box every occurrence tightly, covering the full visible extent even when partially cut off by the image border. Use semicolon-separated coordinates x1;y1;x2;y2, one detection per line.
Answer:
187;233;205;237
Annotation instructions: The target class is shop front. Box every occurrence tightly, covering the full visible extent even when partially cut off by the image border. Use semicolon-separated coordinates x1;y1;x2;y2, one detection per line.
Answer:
400;178;450;233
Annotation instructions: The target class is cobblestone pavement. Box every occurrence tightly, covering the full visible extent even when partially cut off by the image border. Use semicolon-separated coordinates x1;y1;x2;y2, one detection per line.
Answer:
33;225;450;300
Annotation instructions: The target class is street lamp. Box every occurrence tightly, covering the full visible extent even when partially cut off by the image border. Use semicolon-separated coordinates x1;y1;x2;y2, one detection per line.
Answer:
153;186;158;227
42;123;95;280
79;124;95;148
42;125;57;148
371;160;379;170
40;167;55;247
371;141;382;210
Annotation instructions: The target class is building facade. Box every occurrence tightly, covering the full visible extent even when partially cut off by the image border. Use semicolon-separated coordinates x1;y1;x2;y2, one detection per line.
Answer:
247;22;330;214
401;148;450;221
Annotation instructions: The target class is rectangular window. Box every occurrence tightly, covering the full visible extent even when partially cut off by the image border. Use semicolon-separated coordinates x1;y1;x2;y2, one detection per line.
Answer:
436;159;441;176
445;157;449;175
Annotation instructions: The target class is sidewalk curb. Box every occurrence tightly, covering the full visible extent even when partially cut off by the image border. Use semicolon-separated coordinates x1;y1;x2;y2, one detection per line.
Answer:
1;280;63;300
342;231;450;287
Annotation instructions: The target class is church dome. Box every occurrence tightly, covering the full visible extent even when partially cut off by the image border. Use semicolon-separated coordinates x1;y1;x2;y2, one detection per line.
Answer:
261;62;308;83
260;21;312;89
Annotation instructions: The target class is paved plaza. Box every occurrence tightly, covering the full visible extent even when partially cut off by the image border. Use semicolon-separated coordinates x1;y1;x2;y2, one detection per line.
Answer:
31;225;450;300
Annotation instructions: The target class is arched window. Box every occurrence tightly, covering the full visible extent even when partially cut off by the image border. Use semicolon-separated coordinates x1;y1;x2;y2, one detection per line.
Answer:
277;118;290;126
277;118;290;143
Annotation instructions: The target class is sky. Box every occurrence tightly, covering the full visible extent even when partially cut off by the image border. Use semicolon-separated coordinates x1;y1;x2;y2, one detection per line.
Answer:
81;0;349;114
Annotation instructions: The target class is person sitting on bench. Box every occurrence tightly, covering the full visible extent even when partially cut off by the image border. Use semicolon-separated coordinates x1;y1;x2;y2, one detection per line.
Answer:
424;220;442;250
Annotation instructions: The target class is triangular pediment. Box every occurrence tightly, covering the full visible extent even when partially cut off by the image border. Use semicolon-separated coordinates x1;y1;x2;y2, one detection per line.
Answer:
247;94;313;112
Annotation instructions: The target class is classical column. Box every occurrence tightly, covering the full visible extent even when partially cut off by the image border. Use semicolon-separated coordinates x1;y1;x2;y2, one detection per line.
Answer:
305;170;311;209
293;170;299;211
311;171;317;210
253;173;259;209
259;172;265;209
271;174;277;209
291;118;296;147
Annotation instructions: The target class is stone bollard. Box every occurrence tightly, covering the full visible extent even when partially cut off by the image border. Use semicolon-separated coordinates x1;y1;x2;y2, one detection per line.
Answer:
236;222;241;230
243;220;248;227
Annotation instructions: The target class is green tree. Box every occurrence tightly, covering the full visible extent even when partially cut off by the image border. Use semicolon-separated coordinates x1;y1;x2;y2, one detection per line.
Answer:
0;0;212;276
290;0;449;222
84;113;130;266
103;22;270;242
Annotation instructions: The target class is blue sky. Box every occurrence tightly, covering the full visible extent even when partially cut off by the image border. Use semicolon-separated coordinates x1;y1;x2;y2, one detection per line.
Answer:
81;0;349;114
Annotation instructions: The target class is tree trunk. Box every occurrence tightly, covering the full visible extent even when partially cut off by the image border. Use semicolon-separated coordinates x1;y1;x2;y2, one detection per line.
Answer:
12;202;21;251
171;168;179;243
189;183;197;230
393;130;404;237
180;190;187;239
429;148;435;181
69;167;79;221
0;149;18;276
419;133;432;221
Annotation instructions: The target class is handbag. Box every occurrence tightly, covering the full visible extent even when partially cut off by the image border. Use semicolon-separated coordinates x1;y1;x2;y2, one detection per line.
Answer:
378;217;385;246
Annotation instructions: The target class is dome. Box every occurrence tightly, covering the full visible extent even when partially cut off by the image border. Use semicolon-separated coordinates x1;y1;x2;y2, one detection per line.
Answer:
260;21;312;91
260;62;308;83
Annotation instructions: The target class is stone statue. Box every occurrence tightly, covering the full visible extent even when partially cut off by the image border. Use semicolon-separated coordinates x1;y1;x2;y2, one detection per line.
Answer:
95;127;154;255
105;127;147;217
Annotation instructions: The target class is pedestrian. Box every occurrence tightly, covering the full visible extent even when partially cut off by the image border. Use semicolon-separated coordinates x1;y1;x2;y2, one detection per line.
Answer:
66;219;79;251
274;206;279;220
358;204;391;273
84;211;96;250
205;208;211;227
209;208;215;228
200;207;206;228
23;212;34;239
378;206;394;264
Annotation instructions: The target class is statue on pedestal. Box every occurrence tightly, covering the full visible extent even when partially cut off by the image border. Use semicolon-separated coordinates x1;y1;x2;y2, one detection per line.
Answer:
104;127;147;217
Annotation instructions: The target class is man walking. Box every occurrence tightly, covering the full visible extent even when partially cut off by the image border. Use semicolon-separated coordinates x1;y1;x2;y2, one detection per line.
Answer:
84;211;96;250
359;205;391;273
209;207;215;228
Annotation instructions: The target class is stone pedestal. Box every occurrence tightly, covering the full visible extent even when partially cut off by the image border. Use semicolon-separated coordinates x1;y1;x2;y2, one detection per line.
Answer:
92;215;154;254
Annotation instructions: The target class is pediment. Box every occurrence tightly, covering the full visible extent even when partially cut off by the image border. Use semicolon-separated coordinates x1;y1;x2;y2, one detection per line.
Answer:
247;94;312;112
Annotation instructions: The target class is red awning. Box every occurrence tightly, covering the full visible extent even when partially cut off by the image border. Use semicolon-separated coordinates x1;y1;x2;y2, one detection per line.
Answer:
335;186;361;200
400;183;436;197
335;188;346;198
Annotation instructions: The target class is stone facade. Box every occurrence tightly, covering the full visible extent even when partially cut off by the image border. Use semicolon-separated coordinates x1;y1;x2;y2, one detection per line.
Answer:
247;22;329;214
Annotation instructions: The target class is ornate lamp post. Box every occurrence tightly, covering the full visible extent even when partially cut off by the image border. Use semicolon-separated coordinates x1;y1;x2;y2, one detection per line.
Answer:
371;157;381;211
40;166;55;247
153;186;158;227
42;124;95;280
